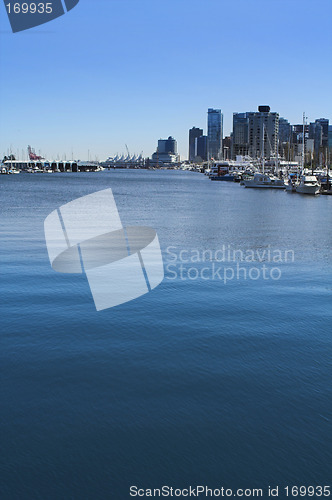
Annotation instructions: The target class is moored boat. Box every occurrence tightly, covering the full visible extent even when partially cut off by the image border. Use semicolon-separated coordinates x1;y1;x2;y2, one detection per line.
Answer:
243;173;285;189
295;175;320;195
209;162;235;181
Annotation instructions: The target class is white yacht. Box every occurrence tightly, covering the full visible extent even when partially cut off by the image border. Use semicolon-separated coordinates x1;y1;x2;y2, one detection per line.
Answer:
295;175;320;195
243;172;285;189
242;122;285;189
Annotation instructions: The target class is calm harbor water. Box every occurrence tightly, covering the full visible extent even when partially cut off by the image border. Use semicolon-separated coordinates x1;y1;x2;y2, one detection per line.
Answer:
1;170;331;499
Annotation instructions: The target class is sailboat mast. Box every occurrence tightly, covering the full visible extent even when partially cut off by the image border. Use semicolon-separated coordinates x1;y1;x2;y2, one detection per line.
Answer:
276;123;279;175
302;112;305;172
326;147;330;191
262;121;265;174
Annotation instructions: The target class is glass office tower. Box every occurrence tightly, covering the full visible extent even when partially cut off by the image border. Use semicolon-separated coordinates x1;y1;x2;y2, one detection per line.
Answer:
232;112;249;158
188;127;203;161
207;108;223;160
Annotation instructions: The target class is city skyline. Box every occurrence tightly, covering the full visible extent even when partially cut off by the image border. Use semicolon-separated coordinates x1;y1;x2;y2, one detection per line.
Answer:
0;0;331;160
2;105;331;163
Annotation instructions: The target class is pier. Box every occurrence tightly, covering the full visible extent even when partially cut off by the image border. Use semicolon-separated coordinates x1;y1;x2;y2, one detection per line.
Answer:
1;160;103;173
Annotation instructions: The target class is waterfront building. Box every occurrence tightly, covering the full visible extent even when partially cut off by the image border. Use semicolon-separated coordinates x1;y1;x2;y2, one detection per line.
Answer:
315;118;329;156
293;123;309;146
316;119;329;148
2;160;91;172
309;122;316;140
189;127;203;162
158;136;177;155
195;135;207;162
231;112;249;159
151;136;179;167
223;136;231;160
248;106;279;160
207;108;223;160
278;117;292;144
314;122;323;157
308;118;329;158
329;125;332;150
277;117;293;160
101;154;145;169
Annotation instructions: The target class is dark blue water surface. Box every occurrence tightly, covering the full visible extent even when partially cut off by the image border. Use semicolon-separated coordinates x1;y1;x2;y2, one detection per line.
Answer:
1;170;331;499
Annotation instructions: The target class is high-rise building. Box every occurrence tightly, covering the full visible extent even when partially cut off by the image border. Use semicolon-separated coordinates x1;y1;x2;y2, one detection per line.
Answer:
308;119;329;157
328;125;332;150
248;106;279;159
291;123;309;158
223;136;231;160
158;136;177;154
232;112;249;159
207;108;223;160
278;117;292;144
293;123;309;142
188;127;203;162
195;135;207;162
316;119;329;147
314;123;323;156
151;136;179;166
309;122;316;140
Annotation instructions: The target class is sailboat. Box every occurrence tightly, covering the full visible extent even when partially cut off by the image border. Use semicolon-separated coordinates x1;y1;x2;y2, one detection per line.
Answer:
320;149;332;195
243;124;285;188
295;113;320;195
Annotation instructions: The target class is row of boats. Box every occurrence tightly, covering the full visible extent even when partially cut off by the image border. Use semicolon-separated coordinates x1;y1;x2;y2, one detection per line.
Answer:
206;162;330;196
0;161;105;174
1;158;330;196
0;166;20;175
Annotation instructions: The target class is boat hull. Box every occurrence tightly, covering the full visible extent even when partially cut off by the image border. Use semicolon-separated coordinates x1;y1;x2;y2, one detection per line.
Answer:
210;175;235;181
295;185;320;195
285;183;297;192
243;172;285;189
243;181;285;189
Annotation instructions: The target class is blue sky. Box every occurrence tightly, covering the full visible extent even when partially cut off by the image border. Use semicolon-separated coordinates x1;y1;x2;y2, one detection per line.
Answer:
0;0;331;160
